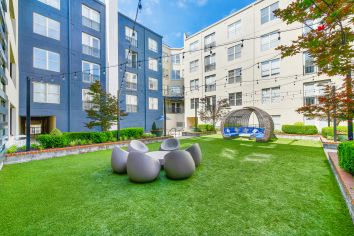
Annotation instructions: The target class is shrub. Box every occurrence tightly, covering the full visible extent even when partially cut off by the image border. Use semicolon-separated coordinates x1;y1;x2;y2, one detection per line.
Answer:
337;141;354;174
198;124;215;132
142;133;156;139
321;126;348;138
37;134;68;148
152;122;157;131
112;128;144;139
281;125;318;135
50;128;63;136
294;122;304;126
31;144;44;151
6;145;17;154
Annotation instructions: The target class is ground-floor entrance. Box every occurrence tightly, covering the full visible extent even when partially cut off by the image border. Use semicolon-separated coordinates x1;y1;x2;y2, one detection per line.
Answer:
187;117;198;130
20;116;56;135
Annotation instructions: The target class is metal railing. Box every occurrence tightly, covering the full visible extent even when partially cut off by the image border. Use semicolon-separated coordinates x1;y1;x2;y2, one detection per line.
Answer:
125;35;138;47
82;45;100;58
82;16;100;32
205;63;216;72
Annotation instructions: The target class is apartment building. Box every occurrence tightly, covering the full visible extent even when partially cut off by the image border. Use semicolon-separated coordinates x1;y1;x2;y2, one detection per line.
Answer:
19;0;107;134
0;0;18;169
183;0;338;131
162;44;184;133
118;13;163;131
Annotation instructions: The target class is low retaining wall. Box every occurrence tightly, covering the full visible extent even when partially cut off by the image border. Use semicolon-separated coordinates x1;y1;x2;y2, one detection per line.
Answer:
275;134;321;141
320;137;339;150
182;131;216;137
4;137;171;165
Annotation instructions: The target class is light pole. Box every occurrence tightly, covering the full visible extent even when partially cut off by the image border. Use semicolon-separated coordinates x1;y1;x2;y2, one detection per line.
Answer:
194;99;198;131
116;89;120;141
332;85;337;142
26;76;31;151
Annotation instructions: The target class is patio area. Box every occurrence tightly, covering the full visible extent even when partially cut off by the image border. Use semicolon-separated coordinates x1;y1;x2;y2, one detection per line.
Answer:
0;136;353;235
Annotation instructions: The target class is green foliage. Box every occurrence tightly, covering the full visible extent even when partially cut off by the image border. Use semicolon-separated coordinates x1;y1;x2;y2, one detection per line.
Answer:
152;122;157;131
198;124;216;132
282;125;318;135
294;122;304;126
141;133;156;139
37;134;68;148
31;144;44;151
6;145;17;154
321;126;348;138
111;127;144;140
337;141;354;174
50;128;63;136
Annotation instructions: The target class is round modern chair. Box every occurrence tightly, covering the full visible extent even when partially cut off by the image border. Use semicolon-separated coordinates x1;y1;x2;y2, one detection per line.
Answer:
185;143;202;167
128;140;149;153
160;138;180;151
164;150;195;180
127;151;161;183
111;146;129;174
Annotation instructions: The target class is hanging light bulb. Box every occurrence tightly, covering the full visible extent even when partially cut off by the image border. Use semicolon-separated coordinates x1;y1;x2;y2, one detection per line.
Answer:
61;74;65;80
74;72;77;79
241;39;244;47
278;32;281;40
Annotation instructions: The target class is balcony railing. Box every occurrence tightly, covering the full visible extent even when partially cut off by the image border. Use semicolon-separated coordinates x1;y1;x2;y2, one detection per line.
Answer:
167;107;184;114
205;84;216;92
83;102;95;111
82;73;100;83
205;63;216;72
204;42;216;52
126;104;138;113
82;16;100;32
82;45;100;58
125;35;138;48
228;76;242;84
126;82;137;91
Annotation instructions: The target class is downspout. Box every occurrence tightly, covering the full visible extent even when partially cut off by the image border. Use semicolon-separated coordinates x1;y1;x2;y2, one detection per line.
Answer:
143;29;147;131
67;0;72;132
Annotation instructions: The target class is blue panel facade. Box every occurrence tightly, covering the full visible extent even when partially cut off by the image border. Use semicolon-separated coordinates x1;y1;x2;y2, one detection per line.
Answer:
19;0;106;133
118;13;163;131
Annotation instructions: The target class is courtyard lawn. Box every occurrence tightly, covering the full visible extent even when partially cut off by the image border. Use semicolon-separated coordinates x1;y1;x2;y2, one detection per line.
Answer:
0;136;353;235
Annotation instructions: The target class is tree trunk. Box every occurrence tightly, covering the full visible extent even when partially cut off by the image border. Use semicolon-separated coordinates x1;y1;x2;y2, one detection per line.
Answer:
346;72;353;140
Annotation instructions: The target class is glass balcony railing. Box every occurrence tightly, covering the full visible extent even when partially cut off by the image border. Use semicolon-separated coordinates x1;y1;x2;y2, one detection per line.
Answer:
82;16;100;32
205;84;216;92
125;36;138;48
82;45;100;58
126;105;138;113
205;63;216;72
82;73;100;83
126;82;137;91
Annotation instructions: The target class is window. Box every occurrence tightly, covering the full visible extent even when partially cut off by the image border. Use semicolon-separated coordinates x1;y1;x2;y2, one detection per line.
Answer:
148;38;158;52
190;79;199;91
149;77;158;90
190;60;199;72
261;2;279;24
171;69;181;80
190;41;199;53
304;52;316;74
126;95;137;112
170;86;182;96
125;72;137;90
82;33;100;58
261;31;279;51
228;21;241;39
33;47;60;72
205;74;216;92
204;33;216;51
227;44;241;61
205;54;216;72
261;58;280;77
171;54;180;64
228;68;242;84
149;97;158;110
82;61;100;83
126;50;138;68
33;13;60;40
171;103;182;113
191;98;199;109
205;96;216;110
82;5;100;31
33;82;60;104
125;26;137;47
262;87;280;104
229;92;242;106
82;89;94;110
148;57;158;71
303;81;329;105
38;0;60;10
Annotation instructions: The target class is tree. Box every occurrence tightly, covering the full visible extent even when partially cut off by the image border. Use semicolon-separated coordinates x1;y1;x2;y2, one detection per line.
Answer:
85;81;127;131
198;98;230;127
274;0;354;139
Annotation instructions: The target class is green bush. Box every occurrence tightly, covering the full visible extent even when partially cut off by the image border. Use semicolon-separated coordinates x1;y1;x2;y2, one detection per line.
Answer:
198;124;215;132
337;141;354;174
50;128;63;136
6;145;17;154
281;125;318;135
112;128;144;139
294;122;304;126
321;126;348;138
142;133;156;139
31;144;44;151
37;134;68;148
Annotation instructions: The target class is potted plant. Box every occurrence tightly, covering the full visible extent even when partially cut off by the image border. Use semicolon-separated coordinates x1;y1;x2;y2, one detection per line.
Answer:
151;122;163;137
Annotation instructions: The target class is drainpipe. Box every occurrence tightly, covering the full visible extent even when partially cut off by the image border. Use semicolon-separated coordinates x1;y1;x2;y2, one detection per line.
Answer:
67;0;72;132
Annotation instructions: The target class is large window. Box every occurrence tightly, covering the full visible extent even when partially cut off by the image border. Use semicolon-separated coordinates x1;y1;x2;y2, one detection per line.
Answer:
82;33;100;58
205;74;216;92
190;79;199;91
204;54;216;72
148;38;158;52
171;69;181;80
191;98;199;109
171;54;181;64
82;61;100;83
149;97;158;110
82;5;100;32
228;68;242;84
262;87;280;104
148;57;158;71
229;92;242;106
33;82;60;104
33;47;60;72
190;60;199;72
261;58;280;77
204;33;216;51
304;52;316;74
170;86;182;96
125;26;138;47
227;44;241;61
228;20;241;39
303;81;329;105
38;0;60;10
149;77;158;90
126;95;138;113
82;89;94;110
126;49;138;68
190;40;199;53
33;13;60;40
261;31;279;51
125;72;137;91
261;2;279;24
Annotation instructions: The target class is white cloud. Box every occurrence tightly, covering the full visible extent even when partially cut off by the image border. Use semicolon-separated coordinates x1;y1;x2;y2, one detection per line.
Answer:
195;0;207;6
176;0;208;8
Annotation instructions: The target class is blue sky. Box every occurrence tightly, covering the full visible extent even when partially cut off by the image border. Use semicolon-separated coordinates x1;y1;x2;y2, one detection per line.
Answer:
118;0;255;48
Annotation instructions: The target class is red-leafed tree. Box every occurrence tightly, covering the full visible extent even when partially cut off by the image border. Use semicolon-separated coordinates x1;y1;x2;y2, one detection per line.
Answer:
274;0;354;139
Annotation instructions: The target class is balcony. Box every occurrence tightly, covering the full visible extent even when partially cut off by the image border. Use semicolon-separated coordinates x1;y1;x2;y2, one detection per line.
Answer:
82;16;100;32
126;82;137;91
167;107;184;114
82;73;100;83
82;45;100;58
83;102;95;111
205;63;216;72
205;84;216;92
204;42;216;52
125;35;138;48
126;104;138;113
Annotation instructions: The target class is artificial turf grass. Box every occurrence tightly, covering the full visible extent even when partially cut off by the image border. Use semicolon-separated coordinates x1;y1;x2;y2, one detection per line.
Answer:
0;136;353;235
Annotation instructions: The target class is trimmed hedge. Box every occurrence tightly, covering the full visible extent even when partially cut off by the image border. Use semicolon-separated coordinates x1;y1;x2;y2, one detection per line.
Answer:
37;134;68;148
198;124;215;132
337;141;354;174
111;127;144;139
321;126;348;138
281;125;318;135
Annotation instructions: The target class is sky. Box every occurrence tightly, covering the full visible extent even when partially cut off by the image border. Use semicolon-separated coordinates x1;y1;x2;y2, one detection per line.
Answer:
118;0;255;48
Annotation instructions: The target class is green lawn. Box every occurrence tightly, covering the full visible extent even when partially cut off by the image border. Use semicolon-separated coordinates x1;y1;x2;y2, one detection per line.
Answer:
0;136;353;235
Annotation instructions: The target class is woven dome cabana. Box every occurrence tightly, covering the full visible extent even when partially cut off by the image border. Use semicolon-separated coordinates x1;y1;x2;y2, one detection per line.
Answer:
221;107;274;142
